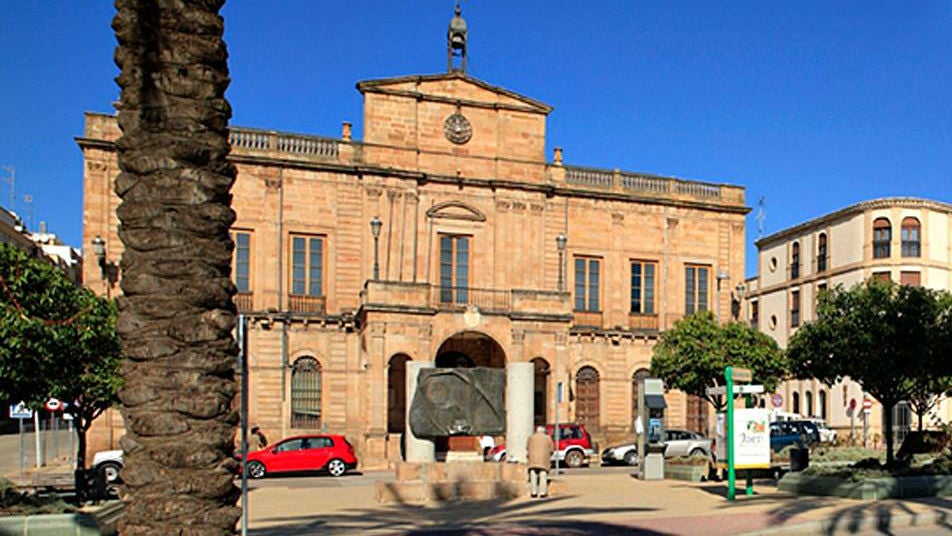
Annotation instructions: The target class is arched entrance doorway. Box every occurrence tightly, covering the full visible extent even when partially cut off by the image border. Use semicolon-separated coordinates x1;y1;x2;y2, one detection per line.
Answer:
432;331;506;459
435;331;505;368
531;358;551;426
387;354;412;433
575;366;600;430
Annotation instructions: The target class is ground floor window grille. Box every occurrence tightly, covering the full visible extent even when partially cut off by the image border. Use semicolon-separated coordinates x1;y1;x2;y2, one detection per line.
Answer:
291;356;322;429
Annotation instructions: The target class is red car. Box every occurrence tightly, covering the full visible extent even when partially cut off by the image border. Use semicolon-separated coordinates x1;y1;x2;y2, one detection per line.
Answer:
487;423;597;468
245;434;357;478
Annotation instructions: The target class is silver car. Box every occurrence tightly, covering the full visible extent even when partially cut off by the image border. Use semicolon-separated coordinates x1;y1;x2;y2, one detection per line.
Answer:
663;429;712;458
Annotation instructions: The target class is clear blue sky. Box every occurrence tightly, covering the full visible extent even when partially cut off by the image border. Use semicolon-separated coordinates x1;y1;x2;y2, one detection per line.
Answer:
1;1;950;277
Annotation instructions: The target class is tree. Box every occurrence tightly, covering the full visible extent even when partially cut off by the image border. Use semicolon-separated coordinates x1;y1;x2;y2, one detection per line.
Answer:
787;280;949;466
907;291;952;431
0;243;122;472
651;311;787;411
113;0;241;533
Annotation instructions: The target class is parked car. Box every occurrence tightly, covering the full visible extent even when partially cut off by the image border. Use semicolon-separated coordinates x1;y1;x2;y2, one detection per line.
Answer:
662;429;713;458
769;420;820;452
808;418;837;443
245;434;357;478
92;449;124;483
601;443;639;466
489;423;597;468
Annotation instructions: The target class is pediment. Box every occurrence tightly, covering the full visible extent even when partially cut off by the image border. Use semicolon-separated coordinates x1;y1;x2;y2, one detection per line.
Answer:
357;72;552;114
426;201;486;222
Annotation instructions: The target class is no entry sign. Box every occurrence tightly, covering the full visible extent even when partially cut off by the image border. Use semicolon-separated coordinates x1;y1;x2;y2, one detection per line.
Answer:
771;393;783;408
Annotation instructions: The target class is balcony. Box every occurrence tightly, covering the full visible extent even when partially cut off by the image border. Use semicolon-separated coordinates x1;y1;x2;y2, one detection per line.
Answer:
561;165;745;206
360;281;570;319
234;292;254;313
288;294;327;314
628;313;659;331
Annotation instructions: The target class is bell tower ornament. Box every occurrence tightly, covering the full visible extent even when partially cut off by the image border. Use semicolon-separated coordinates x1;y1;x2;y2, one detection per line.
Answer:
444;109;472;145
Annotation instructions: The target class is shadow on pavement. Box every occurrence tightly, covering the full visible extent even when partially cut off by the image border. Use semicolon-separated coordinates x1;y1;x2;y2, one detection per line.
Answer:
249;495;659;535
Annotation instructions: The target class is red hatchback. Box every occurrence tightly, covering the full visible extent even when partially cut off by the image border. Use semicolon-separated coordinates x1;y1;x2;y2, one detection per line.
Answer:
245;434;357;478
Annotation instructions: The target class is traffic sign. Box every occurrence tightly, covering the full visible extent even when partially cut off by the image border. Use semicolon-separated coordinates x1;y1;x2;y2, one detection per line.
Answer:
862;398;872;413
9;402;33;419
44;398;63;412
771;393;783;408
849;398;857;410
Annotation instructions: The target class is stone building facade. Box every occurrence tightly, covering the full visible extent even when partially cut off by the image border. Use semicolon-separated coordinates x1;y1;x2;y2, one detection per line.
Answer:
79;67;747;467
744;197;952;443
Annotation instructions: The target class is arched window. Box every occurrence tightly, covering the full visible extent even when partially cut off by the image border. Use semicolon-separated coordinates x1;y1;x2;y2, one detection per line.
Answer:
387;354;411;433
819;390;827;420
817;233;828;272
792;392;800;415
805;391;814;418
532;358;551;426
901;217;921;257
630;368;651;428
291;356;322;429
790;242;801;279
575;366;600;429
873;218;891;259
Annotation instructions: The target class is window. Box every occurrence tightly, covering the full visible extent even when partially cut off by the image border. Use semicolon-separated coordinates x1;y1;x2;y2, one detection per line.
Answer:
630;260;657;314
873;271;891;283
575;366;600;429
750;300;759;329
819;391;827;420
439;234;470;303
873;218;891;259
574;257;601;311
275;438;306;453
790;242;800;279
901;217;921;257
684;264;710;315
816;283;827;310
291;234;324;296
817;233;828;272
232;231;252;293
387;354;411;433
792;392;800;414
291;356;322;428
900;271;921;287
805;391;813;417
790;290;801;328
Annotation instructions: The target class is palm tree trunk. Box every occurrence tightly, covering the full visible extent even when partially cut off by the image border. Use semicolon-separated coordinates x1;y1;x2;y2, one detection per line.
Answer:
113;1;240;534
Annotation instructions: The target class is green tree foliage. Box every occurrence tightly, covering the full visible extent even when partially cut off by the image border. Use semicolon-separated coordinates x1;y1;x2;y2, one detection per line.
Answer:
787;280;952;466
651;311;787;410
0;243;122;470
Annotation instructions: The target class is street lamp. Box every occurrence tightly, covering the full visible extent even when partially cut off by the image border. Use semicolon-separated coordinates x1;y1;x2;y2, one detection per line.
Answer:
556;233;567;292
91;235;107;280
370;216;382;280
732;282;746;321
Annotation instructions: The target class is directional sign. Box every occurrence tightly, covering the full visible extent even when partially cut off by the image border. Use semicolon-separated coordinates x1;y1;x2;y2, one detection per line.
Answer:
9;402;33;419
706;385;764;396
731;368;753;382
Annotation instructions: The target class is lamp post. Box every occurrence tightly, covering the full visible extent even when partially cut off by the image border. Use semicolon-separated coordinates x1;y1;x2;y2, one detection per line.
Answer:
733;282;746;321
556;233;567;292
716;271;730;323
370;216;382;280
91;235;109;298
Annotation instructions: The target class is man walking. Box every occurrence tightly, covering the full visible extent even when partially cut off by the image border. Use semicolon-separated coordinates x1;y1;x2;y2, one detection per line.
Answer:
527;426;554;498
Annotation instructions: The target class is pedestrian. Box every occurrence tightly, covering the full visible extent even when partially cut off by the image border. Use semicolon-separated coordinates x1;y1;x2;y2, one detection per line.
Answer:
479;434;495;460
527;425;553;498
250;426;268;451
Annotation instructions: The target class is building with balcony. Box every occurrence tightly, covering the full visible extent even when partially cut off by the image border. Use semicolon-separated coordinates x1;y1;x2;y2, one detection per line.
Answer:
744;197;952;443
78;10;748;467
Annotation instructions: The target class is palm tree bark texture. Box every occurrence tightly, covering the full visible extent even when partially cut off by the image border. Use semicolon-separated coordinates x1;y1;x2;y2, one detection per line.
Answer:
112;0;240;534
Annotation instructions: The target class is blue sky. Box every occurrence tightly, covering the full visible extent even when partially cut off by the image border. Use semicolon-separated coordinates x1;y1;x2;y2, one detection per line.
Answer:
1;1;950;277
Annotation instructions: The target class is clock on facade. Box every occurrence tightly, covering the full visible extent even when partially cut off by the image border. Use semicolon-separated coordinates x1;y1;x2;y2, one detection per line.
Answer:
443;112;472;144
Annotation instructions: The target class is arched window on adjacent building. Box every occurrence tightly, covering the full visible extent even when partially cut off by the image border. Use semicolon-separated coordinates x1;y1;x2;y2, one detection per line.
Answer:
817;233;828;272
790;242;801;279
819;390;827;420
291;356;322;429
630;368;650;430
901;217;921;258
532;358;551;426
873;218;891;259
805;391;814;418
792;392;800;415
387;354;411;433
575;366;600;430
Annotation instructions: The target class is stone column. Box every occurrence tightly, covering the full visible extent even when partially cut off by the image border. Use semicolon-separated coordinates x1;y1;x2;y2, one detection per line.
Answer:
505;362;534;463
405;361;435;462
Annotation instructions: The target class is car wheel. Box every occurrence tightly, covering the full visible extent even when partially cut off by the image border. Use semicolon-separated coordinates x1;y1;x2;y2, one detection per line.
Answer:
689;448;706;457
623;451;638;466
247;461;266;479
98;461;122;483
326;458;347;477
564;450;584;468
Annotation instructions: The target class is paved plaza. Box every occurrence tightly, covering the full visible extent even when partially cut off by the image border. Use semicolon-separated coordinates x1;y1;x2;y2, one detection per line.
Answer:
243;467;952;535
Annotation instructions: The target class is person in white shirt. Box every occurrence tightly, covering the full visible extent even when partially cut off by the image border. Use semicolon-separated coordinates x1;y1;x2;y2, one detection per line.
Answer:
479;435;495;460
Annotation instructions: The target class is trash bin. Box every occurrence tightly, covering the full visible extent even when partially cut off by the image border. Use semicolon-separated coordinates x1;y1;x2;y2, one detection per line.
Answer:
789;447;810;472
75;467;108;503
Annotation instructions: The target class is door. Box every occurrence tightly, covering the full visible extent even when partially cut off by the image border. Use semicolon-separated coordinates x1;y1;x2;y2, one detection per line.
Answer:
305;436;334;470
269;438;307;472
